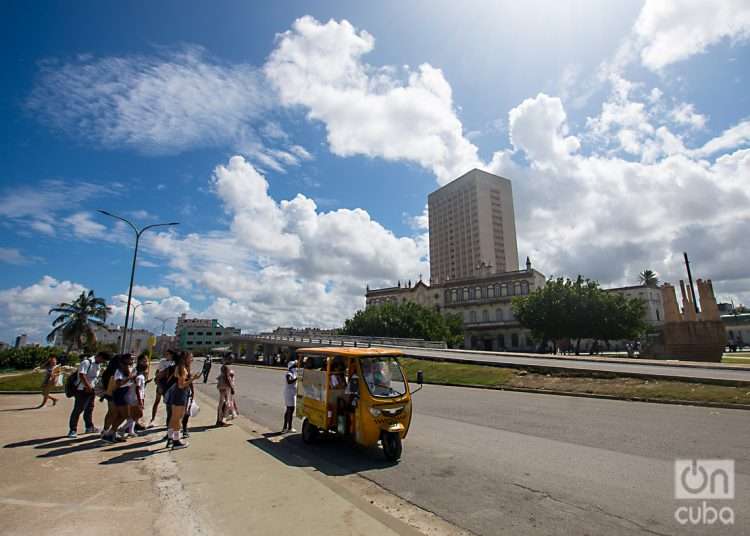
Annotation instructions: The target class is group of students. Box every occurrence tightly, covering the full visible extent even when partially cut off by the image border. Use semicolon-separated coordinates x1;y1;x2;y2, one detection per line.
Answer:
40;348;239;450
38;349;306;448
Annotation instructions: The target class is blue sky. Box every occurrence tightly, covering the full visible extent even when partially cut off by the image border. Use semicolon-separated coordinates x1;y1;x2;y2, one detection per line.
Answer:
1;1;749;343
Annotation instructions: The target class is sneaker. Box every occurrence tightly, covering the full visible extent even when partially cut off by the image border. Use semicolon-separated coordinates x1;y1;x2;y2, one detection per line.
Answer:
289;428;297;433
67;430;77;438
166;438;173;448
85;426;100;434
113;435;127;443
171;440;188;449
134;423;145;432
181;431;190;439
101;434;116;443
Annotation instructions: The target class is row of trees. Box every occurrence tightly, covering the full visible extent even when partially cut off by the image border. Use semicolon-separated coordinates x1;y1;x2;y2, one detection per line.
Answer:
512;276;647;354
342;301;464;348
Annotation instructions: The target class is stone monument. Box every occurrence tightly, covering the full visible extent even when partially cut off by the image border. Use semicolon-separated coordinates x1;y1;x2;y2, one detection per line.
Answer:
641;278;727;362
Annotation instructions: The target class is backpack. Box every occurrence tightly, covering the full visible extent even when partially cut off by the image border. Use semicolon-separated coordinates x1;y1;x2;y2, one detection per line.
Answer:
96;360;117;399
64;372;78;398
158;364;177;392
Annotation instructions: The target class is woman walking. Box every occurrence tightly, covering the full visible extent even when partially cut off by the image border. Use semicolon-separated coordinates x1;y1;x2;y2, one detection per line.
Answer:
134;352;150;431
120;358;147;437
37;355;60;408
149;349;176;428
181;382;195;439
102;354;134;443
166;352;199;449
97;354;121;434
215;364;234;426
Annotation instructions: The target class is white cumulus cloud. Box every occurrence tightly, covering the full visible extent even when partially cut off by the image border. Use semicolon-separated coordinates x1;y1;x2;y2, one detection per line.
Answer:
0;276;88;342
265;16;482;184
634;0;750;70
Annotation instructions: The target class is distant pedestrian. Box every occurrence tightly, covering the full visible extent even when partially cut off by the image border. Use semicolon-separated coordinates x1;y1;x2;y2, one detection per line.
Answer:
67;351;109;437
282;360;297;433
37;356;60;408
202;357;212;383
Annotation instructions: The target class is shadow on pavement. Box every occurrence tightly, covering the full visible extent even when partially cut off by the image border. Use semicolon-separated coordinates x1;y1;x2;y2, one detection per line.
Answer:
4;435;66;448
36;437;105;458
102;438;166;452
100;448;167;465
0;406;42;413
34;436;101;449
247;432;397;477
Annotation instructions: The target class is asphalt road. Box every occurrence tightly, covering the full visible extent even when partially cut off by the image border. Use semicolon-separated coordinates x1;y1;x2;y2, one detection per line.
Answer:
196;366;749;535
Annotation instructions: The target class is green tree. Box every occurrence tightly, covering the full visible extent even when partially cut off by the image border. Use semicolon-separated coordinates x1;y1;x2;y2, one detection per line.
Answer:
47;290;110;352
639;269;659;287
342;302;463;347
589;292;647;353
513;276;649;354
511;277;574;352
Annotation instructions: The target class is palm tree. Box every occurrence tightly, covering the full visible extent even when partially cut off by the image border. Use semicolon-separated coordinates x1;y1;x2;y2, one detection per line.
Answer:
47;290;110;351
639;269;659;287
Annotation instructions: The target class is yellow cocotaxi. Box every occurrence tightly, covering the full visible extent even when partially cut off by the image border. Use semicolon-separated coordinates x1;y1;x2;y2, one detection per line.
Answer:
295;347;413;461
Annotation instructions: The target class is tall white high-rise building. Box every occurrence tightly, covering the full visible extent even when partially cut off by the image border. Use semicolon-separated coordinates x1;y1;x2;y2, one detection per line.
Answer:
428;169;519;284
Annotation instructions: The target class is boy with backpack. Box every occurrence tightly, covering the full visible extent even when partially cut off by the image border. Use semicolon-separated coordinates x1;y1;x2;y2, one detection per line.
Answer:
67;351;110;438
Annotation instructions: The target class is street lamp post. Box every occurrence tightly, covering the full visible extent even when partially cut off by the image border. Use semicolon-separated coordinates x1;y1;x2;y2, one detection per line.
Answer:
98;210;178;353
155;316;176;336
121;300;153;351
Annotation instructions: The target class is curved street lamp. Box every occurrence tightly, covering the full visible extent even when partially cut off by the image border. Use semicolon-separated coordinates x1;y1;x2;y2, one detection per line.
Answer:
99;210;178;353
121;300;154;351
155;316;177;336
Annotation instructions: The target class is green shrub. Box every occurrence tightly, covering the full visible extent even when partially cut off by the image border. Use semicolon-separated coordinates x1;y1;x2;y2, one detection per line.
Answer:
0;346;75;370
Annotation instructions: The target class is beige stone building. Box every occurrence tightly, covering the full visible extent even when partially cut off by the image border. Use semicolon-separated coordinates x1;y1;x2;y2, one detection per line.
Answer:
605;284;664;326
428;168;519;284
366;266;545;351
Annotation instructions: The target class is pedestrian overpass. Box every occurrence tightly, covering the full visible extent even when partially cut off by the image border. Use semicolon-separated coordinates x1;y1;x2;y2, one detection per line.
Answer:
225;333;446;364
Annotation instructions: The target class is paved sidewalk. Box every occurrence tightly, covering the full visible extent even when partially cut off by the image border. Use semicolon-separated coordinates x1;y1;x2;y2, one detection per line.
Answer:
0;391;427;536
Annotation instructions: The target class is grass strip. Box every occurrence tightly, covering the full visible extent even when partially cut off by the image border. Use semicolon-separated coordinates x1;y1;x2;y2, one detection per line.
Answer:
0;372;64;392
400;358;750;406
